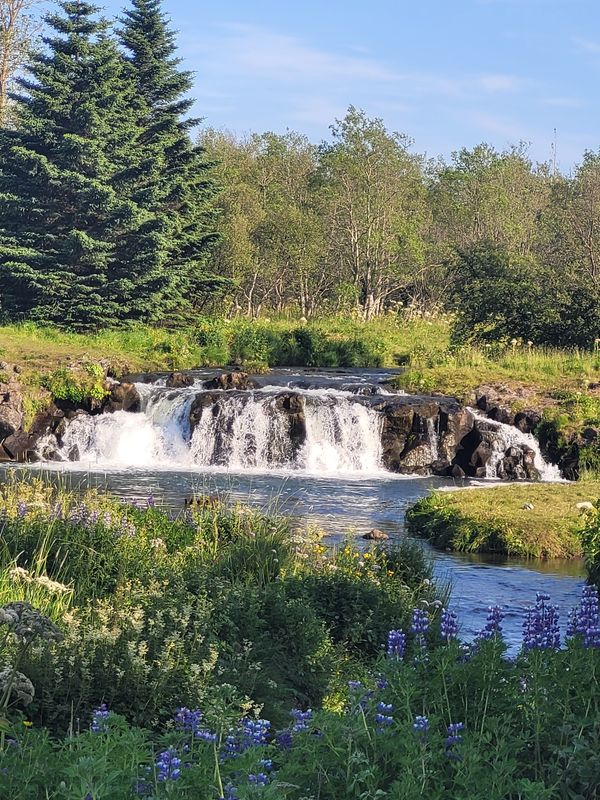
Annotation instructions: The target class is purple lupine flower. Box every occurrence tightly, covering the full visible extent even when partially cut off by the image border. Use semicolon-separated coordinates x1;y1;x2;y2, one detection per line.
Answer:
376;675;389;690
17;501;27;519
567;585;600;648
411;608;429;635
440;608;459;642
241;717;270;748
276;730;293;750
445;722;464;759
90;704;110;733
221;784;238;800
147;496;156;508
387;629;406;659
475;606;504;643
374;701;393;732
175;707;203;733
522;593;560;651
290;708;312;732
50;503;64;521
155;747;182;782
413;715;429;737
248;773;269;786
411;608;429;649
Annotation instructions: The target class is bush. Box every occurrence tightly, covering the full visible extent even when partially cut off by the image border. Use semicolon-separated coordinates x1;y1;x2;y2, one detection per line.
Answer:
4;586;600;799
0;479;439;733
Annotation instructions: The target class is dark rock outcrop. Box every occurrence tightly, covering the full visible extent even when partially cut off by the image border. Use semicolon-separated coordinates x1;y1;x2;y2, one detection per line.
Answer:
102;381;141;413
166;372;194;389
366;395;474;475
203;371;258;391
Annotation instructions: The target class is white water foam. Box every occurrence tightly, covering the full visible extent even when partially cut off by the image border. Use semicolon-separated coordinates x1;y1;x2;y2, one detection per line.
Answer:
470;410;562;482
44;384;385;475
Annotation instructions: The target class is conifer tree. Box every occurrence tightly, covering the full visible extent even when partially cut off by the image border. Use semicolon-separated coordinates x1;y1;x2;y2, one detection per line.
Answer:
0;1;167;329
119;0;221;316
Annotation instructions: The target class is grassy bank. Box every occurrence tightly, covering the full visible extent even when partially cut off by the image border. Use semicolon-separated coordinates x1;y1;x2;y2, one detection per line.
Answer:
405;483;600;558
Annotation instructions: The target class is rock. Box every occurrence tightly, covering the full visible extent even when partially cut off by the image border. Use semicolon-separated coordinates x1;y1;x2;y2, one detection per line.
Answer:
103;382;141;414
514;410;542;434
2;431;36;462
582;427;599;443
204;371;258;391
185;494;221;509
370;394;473;474
522;502;534;510
488;405;514;425
166;372;194;389
0;403;23;440
576;501;594;513
362;529;389;540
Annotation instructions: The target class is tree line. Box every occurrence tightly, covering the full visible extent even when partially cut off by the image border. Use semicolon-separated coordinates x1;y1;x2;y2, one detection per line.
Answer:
203;121;600;345
0;0;599;345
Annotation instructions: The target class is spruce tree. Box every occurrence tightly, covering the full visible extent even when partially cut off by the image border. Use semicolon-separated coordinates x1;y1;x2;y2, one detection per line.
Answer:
0;1;167;329
119;0;220;317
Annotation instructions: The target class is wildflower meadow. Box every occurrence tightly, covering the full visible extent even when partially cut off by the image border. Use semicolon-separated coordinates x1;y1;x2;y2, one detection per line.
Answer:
0;477;598;798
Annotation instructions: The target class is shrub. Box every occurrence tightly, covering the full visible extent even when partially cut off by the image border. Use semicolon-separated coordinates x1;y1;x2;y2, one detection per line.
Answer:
0;480;440;733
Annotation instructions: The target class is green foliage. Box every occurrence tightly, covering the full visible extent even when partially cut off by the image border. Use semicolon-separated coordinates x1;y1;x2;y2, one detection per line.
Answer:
0;479;435;732
118;0;220;319
451;241;600;349
406;487;588;559
3;608;600;799
581;504;600;586
0;0;219;331
40;363;108;404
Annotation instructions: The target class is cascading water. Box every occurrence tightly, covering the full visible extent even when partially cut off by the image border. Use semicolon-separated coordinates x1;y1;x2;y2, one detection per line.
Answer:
43;383;385;475
470;410;562;482
36;374;562;481
300;395;382;473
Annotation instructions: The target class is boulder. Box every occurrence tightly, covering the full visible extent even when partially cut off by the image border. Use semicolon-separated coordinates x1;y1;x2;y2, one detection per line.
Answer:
204;371;258;391
0;403;22;440
166;372;194;389
362;529;389;541
2;431;37;462
369;395;474;474
514;410;542;434
103;382;141;413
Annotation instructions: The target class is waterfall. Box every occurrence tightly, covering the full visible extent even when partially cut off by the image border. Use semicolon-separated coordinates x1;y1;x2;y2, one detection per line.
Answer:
470;411;562;482
300;395;382;473
36;378;562;481
190;394;294;469
44;384;385;475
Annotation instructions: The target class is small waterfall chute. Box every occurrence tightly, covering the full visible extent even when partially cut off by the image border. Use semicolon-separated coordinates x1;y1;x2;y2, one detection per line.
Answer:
470;410;562;482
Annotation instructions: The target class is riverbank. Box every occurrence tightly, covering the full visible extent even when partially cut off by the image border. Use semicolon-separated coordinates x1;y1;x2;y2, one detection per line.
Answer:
393;341;600;480
406;483;600;558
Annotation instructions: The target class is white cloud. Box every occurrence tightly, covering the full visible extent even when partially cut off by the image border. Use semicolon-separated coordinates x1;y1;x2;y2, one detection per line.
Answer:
477;74;522;92
191;22;525;102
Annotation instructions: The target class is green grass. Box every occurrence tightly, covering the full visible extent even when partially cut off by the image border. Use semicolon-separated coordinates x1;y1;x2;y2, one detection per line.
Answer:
405;483;600;558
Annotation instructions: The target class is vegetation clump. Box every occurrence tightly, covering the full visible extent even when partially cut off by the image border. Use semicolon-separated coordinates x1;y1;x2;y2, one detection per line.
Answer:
1;579;600;798
405;484;599;558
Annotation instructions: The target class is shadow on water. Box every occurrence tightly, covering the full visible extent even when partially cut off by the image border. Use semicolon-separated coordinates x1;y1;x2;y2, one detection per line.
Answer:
0;463;585;652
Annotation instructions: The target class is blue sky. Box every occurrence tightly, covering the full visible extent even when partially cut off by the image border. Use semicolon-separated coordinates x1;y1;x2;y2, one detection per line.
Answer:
98;0;599;170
